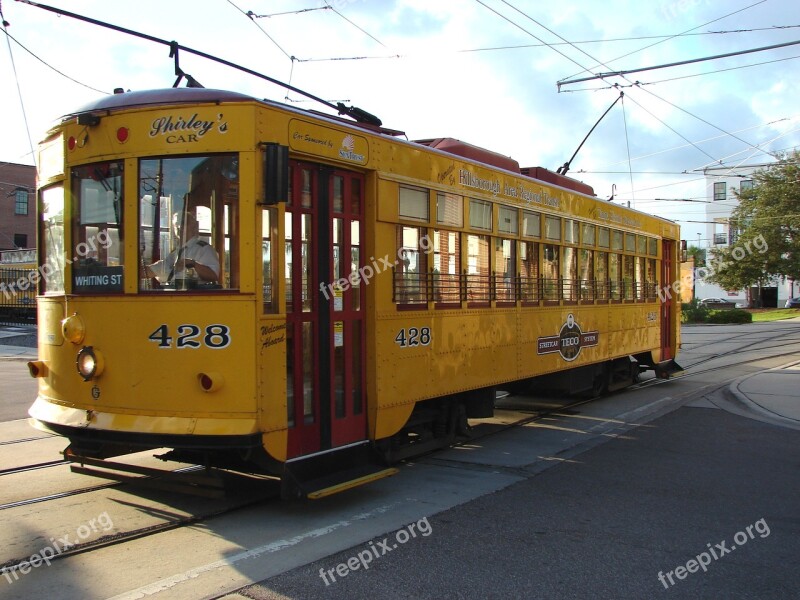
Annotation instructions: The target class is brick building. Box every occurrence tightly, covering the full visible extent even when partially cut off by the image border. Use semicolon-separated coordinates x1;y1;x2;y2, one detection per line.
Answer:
0;162;36;251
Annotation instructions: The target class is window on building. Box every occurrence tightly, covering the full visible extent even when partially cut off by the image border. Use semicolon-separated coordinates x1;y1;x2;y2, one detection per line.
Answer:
714;181;726;201
740;180;753;193
13;234;27;248
15;189;29;215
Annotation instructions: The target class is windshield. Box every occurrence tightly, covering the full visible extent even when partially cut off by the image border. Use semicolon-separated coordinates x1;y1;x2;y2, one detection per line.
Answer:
70;161;124;293
139;154;238;291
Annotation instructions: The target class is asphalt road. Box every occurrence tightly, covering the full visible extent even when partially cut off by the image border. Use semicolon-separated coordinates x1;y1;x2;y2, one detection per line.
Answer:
239;403;800;600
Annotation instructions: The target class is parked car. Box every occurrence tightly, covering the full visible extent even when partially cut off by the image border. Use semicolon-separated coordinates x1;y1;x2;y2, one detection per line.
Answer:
785;297;800;308
698;297;737;309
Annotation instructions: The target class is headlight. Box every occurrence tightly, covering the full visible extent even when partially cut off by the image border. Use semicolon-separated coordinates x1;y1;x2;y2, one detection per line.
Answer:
76;346;105;381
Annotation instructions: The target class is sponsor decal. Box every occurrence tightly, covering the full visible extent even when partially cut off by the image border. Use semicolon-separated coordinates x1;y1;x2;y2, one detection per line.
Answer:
289;119;368;164
537;313;599;362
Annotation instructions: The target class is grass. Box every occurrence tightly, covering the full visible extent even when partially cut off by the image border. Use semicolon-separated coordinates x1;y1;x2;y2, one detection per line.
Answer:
748;308;800;322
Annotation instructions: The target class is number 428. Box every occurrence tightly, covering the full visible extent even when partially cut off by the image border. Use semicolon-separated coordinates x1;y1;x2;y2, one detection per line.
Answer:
148;324;231;349
394;326;431;348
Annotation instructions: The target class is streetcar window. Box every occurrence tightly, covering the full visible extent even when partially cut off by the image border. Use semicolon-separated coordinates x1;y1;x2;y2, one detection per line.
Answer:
625;233;636;253
582;223;596;246
436;192;463;228
469;199;492;231
542;244;559;301
522;210;540;238
609;253;621;300
598;227;610;248
646;258;657;300
395;225;428;304
564;219;579;244
138;155;238;292
611;230;623;251
562;246;578;301
399;186;429;221
637;235;647;255
636;256;646;300
648;237;658;257
40;185;65;294
494;238;516;302
623;255;635;300
498;206;518;235
520;241;539;302
71;161;124;294
466;234;490;303
595;251;608;300
545;216;561;241
579;249;594;300
262;208;276;313
433;230;460;304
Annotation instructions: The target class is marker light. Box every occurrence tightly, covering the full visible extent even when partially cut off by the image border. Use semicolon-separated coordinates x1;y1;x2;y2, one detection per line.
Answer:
198;371;224;393
61;314;86;344
116;127;129;143
68;136;77;151
27;360;47;378
76;346;105;381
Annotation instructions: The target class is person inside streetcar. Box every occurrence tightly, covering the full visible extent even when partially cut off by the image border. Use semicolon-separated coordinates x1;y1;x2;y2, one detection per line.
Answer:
146;210;220;286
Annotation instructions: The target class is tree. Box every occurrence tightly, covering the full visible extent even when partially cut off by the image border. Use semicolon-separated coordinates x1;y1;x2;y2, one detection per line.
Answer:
686;245;705;267
706;151;800;304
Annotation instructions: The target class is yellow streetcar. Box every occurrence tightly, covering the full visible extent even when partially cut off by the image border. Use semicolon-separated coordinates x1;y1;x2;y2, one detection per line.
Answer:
27;87;681;498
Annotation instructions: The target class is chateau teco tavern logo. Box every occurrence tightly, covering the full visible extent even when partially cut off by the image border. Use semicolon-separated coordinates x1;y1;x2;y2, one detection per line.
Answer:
537;313;599;362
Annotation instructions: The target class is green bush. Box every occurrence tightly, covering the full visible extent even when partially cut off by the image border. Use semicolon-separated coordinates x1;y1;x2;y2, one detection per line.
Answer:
681;300;710;323
706;309;752;324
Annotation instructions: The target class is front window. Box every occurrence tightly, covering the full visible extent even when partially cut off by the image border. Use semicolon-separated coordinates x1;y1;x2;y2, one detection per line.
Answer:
40;185;65;294
139;155;238;291
71;162;124;293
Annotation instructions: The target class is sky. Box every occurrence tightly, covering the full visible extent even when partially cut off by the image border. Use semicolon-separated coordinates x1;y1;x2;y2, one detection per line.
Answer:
1;0;799;244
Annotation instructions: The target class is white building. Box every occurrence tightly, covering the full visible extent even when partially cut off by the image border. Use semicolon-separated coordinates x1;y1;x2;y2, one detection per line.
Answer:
698;163;797;307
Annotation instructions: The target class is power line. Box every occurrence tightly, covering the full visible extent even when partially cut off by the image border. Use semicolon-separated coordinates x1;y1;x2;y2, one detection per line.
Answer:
322;1;385;48
559;0;769;84
0;27;108;94
559;36;800;88
1;9;36;167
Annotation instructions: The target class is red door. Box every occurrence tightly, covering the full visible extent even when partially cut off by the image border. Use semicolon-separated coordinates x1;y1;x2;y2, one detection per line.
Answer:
286;162;366;459
660;240;674;360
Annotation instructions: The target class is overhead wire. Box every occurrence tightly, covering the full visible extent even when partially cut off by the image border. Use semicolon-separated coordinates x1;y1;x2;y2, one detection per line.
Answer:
0;4;36;167
559;0;769;84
